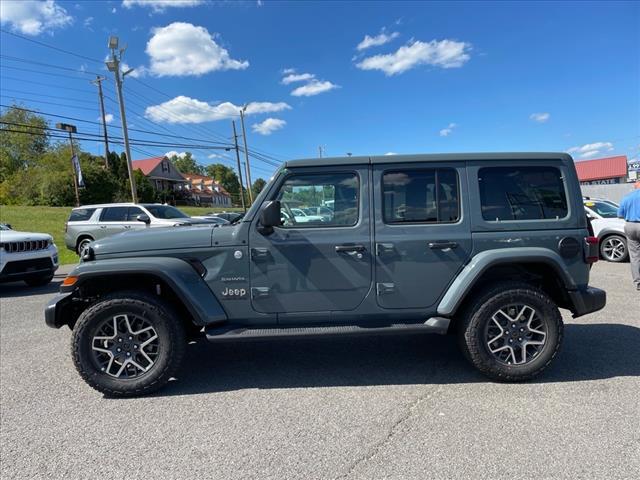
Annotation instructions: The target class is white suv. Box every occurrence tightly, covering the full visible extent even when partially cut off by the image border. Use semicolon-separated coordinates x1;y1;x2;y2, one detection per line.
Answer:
64;203;215;254
0;224;59;286
583;198;628;262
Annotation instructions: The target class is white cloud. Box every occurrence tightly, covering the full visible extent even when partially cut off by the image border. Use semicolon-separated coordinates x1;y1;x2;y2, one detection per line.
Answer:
439;123;457;137
291;80;339;97
567;142;614;159
121;62;146;78
0;0;73;35
384;152;398;156
164;151;193;159
356;39;471;76
122;0;203;12
145;95;291;124
356;30;400;51
111;7;116;13
99;113;114;124
146;22;248;77
207;153;222;159
281;72;315;85
281;67;296;75
83;16;93;28
252;118;286;136
530;112;550;123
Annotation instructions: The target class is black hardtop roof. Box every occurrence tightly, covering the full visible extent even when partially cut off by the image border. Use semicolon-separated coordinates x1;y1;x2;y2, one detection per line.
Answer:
285;152;573;168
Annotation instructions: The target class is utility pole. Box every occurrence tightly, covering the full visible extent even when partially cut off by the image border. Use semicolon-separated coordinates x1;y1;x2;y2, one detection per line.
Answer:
105;36;137;203
56;123;80;207
318;145;324;158
239;107;253;204
232;120;246;212
91;75;110;167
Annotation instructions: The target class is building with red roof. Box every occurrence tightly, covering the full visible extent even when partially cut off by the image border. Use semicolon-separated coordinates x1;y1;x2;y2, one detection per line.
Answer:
575;155;629;185
131;156;187;192
182;173;232;207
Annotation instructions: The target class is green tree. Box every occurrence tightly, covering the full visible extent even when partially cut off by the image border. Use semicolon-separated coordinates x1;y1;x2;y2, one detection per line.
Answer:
252;178;267;198
168;152;203;175
0;105;49;182
205;163;242;205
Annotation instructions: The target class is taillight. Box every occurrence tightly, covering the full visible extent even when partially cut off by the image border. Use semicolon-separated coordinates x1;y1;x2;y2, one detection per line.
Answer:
585;236;599;263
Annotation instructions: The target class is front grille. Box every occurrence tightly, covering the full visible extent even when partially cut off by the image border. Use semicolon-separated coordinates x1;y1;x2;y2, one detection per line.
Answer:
1;239;49;253
2;257;53;275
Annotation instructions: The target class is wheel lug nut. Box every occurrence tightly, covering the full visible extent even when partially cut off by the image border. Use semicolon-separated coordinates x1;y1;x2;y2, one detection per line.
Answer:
126;352;131;357
518;337;522;341
117;348;121;352
118;338;122;342
128;336;132;340
134;345;138;349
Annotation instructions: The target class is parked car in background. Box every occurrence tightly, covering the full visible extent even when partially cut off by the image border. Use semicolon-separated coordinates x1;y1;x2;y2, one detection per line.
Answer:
190;215;230;225
209;211;244;223
583;198;628;262
64;203;217;254
1;223;59;286
303;206;334;221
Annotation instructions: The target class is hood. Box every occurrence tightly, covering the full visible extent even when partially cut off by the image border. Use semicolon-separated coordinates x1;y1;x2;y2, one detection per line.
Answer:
92;224;214;256
0;230;52;242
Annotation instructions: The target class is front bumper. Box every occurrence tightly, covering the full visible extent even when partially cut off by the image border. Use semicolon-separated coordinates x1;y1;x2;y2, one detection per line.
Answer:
569;286;606;318
44;292;73;328
0;251;59;283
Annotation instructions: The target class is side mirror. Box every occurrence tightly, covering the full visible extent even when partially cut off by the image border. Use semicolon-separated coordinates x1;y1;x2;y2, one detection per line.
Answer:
136;213;151;225
258;200;281;235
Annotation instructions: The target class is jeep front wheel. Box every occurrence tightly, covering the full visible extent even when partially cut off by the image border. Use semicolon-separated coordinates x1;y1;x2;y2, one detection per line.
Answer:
71;292;186;397
458;282;563;381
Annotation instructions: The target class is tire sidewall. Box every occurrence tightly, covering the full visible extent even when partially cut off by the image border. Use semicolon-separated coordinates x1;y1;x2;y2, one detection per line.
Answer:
465;288;562;379
73;295;182;396
76;238;92;255
600;235;628;262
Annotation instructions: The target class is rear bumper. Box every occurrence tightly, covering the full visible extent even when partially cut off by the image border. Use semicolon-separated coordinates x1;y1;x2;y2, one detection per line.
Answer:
569;286;606;318
44;292;73;328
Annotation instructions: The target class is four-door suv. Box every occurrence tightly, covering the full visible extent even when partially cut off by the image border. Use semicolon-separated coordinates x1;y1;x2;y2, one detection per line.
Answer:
64;203;215;254
46;153;606;396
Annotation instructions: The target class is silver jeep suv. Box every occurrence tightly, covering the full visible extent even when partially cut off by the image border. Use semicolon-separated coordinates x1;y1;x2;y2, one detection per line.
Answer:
64;203;211;254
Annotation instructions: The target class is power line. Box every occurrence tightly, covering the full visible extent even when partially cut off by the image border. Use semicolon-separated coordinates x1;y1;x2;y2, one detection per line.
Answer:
0;88;97;105
1;76;96;94
0;28;103;64
0;95;99;112
0;64;96;80
0;54;101;76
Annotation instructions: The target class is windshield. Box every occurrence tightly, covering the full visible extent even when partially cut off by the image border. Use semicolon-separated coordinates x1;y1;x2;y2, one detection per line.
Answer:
144;205;189;219
585;200;618;218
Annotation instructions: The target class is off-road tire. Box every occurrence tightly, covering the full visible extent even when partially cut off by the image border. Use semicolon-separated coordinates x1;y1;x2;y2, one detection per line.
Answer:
457;282;563;382
71;291;186;397
24;274;54;287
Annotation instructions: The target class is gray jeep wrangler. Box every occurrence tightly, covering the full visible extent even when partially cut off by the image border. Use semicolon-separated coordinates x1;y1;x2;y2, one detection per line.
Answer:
45;153;606;396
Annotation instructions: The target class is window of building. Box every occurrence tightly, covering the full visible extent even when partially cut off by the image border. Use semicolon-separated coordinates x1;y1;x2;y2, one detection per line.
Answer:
479;166;568;221
382;168;460;223
275;172;359;227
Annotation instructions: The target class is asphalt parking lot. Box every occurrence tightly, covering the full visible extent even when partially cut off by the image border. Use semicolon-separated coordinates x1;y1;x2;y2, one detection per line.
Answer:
1;262;638;480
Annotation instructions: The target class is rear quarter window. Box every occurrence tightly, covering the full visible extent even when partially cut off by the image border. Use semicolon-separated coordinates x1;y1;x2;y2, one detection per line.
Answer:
479;166;568;221
68;208;96;222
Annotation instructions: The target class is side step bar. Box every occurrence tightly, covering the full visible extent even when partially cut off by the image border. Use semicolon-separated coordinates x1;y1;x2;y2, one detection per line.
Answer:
205;317;450;343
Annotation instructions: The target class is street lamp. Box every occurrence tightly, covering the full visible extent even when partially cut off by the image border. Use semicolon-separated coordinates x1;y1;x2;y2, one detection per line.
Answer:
108;36;119;50
56;123;80;206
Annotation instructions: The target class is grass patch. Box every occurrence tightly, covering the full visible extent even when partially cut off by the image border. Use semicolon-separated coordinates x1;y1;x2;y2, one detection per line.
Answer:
0;205;246;265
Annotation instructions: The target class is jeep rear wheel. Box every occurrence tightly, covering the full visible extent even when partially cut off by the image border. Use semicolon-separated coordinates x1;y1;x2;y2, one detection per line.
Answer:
71;292;186;397
458;282;563;381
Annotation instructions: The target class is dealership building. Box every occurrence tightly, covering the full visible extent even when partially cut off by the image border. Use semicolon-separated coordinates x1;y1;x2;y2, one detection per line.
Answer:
574;155;629;185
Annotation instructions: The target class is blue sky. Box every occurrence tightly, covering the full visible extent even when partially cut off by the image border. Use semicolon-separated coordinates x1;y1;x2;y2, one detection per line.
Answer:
1;0;639;179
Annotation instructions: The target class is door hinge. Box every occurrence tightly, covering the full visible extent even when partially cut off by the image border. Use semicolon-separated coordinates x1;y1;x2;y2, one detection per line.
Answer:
376;243;395;256
376;282;395;295
251;287;270;299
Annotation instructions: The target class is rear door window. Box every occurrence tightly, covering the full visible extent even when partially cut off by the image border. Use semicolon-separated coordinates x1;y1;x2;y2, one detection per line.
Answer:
479;166;568;221
382;168;460;223
100;207;129;222
68;208;96;222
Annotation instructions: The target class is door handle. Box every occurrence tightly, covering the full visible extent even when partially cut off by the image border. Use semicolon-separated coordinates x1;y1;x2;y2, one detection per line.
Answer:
335;244;366;253
100;226;107;229
428;241;458;250
124;225;131;229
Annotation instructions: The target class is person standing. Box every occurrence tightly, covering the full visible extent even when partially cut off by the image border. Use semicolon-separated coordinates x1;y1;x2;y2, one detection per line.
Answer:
617;182;640;290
